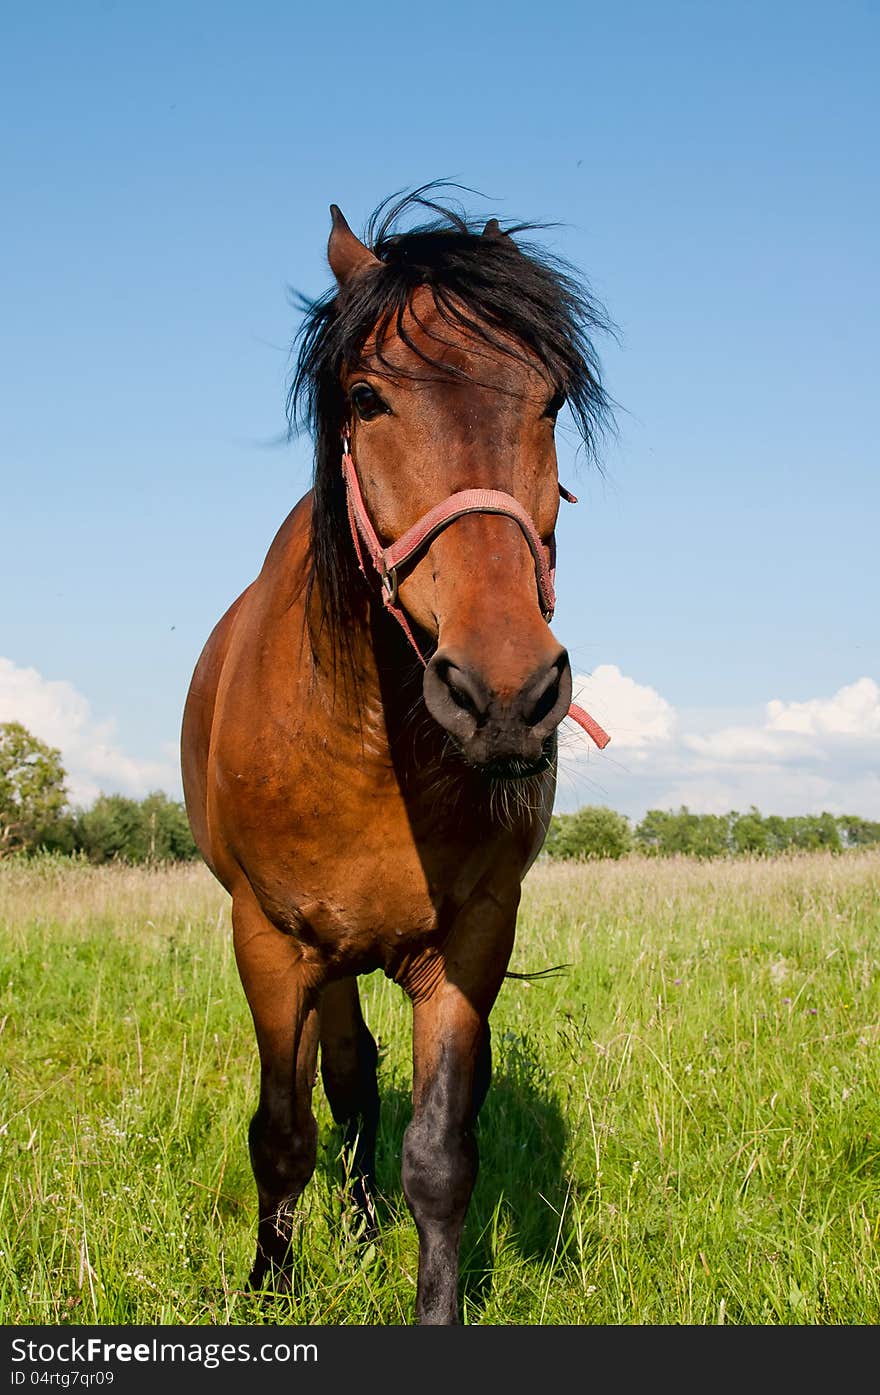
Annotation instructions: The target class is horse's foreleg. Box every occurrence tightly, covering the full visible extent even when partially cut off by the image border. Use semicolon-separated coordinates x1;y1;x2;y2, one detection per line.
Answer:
319;976;380;1234
401;909;514;1325
232;892;321;1292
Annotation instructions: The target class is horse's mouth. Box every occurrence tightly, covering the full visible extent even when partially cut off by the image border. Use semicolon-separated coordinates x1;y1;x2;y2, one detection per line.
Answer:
472;734;558;783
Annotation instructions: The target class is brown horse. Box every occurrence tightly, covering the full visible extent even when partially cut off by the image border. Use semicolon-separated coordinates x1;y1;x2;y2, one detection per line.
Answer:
181;189;612;1324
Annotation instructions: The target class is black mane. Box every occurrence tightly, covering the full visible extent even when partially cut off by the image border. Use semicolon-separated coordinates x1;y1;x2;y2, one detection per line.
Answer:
287;185;615;669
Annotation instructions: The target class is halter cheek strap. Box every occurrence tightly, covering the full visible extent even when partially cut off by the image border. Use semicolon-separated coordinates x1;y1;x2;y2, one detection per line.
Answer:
340;441;610;750
342;450;556;616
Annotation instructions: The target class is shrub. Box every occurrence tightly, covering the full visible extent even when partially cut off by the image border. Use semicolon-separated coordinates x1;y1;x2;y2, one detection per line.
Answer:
543;806;632;860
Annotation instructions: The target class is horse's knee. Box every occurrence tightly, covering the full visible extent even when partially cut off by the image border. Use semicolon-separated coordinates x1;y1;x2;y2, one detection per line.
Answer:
249;1108;317;1199
402;1115;477;1226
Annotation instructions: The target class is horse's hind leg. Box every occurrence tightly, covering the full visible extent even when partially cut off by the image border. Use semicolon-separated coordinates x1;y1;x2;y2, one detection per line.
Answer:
232;892;321;1292
319;977;380;1235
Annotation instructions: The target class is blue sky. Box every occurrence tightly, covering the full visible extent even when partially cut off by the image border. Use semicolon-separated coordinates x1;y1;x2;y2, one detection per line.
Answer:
1;1;878;819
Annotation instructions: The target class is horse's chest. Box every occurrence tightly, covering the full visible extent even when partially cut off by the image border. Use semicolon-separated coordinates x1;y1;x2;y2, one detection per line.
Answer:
236;775;523;974
212;687;544;973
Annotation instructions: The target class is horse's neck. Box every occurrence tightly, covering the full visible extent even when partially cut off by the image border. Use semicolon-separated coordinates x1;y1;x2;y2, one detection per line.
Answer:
304;582;445;773
303;573;552;852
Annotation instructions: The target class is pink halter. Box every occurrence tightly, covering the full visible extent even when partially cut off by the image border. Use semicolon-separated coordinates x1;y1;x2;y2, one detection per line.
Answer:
341;441;610;750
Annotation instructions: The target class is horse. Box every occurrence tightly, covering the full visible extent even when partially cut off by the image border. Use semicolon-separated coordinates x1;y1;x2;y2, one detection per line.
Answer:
180;188;613;1325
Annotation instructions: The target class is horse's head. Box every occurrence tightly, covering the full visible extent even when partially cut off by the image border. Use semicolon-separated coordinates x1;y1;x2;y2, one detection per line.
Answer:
292;192;612;778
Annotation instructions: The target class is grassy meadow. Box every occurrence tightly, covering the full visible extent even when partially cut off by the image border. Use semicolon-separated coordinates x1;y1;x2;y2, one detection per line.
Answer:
1;850;878;1326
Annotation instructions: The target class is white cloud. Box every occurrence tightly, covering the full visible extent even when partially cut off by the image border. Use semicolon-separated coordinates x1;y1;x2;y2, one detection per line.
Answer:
557;669;880;819
767;677;880;737
0;657;180;808
684;677;880;766
565;664;675;754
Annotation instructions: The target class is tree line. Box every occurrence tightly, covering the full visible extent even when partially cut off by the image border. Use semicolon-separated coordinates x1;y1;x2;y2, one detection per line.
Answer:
543;803;880;861
5;719;878;865
0;720;198;863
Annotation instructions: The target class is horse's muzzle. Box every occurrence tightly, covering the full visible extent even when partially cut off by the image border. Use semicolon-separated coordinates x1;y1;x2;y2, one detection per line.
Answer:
423;649;572;771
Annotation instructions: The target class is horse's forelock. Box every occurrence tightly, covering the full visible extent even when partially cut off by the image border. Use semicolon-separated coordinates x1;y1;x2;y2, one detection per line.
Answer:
286;186;616;667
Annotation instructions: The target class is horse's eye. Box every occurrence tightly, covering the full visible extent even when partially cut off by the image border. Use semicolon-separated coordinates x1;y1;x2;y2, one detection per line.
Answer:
350;383;387;421
543;390;566;420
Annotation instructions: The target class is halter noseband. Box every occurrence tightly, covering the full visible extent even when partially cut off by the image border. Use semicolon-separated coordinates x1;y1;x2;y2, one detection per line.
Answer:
340;437;610;750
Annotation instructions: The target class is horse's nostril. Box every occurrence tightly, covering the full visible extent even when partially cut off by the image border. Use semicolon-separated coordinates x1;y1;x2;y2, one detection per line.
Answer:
423;656;492;746
437;661;489;721
524;667;562;728
446;673;483;719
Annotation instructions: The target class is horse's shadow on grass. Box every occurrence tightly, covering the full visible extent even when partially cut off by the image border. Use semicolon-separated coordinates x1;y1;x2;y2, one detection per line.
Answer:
316;1028;570;1319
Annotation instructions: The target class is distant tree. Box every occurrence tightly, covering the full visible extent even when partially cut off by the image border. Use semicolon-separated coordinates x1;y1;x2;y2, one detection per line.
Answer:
762;815;792;854
0;721;72;856
74;794;145;863
545;802;878;862
634;806;729;858
139;791;198;862
632;808;675;856
730;807;771;855
543;806;632;860
836;815;880;849
73;790;198;864
783;813;842;853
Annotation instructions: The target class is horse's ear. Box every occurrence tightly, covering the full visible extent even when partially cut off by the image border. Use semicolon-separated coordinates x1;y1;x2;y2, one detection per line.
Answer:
482;218;520;251
328;204;380;287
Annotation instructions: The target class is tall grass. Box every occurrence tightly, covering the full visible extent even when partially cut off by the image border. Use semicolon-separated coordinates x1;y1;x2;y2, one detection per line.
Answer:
1;851;878;1325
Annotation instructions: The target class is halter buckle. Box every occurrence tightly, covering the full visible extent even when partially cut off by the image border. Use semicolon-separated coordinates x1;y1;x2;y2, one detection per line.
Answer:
381;566;399;606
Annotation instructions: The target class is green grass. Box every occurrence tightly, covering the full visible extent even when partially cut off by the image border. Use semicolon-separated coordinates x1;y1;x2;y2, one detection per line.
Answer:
1;850;878;1325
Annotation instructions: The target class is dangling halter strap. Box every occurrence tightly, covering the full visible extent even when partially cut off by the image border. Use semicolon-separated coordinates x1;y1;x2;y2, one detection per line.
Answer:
341;440;610;750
